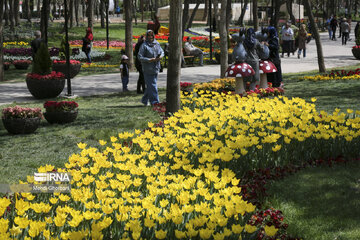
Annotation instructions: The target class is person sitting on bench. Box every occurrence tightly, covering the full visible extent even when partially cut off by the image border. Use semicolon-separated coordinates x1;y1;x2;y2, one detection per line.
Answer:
184;37;204;66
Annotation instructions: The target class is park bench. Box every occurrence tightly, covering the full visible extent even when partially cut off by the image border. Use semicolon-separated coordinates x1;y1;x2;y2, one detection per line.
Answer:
182;48;196;66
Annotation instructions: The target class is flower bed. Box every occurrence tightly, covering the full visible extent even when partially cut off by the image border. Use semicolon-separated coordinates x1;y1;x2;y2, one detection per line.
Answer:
1;92;359;239
13;60;32;70
3;41;29;47
69;40;136;49
302;71;360;81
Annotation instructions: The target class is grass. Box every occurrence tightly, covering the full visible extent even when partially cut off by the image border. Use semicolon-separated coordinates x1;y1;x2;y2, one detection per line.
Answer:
282;64;360;112
0;90;165;184
265;161;360;240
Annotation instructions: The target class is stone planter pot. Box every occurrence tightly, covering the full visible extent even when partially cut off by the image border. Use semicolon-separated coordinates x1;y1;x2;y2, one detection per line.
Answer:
14;64;30;70
26;77;65;99
2;117;41;134
52;64;81;79
352;47;360;60
44;110;78;124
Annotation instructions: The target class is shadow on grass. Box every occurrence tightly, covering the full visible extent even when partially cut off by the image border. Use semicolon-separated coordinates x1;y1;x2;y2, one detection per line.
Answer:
266;162;360;240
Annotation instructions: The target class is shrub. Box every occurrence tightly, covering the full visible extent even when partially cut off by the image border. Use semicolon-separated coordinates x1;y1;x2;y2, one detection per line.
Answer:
32;42;52;75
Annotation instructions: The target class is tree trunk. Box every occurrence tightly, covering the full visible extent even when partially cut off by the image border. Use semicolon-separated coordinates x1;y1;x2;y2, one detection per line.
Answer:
213;0;219;32
14;0;19;26
203;0;208;21
133;0;138;25
0;0;4;82
140;0;144;22
25;0;31;22
100;0;105;28
166;0;182;115
187;1;200;29
226;0;232;35
4;0;8;26
75;0;80;26
272;0;281;29
9;0;14;31
37;0;40;17
253;0;258;31
87;0;94;28
182;0;189;34
220;0;228;77
40;0;49;43
69;0;74;28
286;0;296;24
154;0;159;14
303;0;326;72
237;0;248;26
124;0;133;70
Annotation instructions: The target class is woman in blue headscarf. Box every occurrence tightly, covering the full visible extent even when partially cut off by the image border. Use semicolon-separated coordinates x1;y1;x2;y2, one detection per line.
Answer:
267;26;282;87
138;30;164;106
243;28;264;90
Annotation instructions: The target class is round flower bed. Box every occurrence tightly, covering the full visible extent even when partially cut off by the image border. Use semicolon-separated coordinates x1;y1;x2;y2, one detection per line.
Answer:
26;71;65;99
52;60;81;79
43;101;79;124
13;60;32;70
2;106;42;134
352;46;360;60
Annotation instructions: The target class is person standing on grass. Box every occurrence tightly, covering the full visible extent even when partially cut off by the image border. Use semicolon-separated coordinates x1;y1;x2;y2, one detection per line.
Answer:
138;30;164;106
31;31;44;61
134;35;146;94
341;18;350;45
267;26;282;88
82;27;93;63
120;55;130;92
297;24;308;58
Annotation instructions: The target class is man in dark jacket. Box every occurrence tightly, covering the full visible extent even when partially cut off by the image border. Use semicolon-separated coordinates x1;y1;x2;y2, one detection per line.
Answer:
330;16;338;41
30;31;44;61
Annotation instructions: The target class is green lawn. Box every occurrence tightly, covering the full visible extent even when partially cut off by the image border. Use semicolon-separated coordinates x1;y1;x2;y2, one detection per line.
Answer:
266;161;360;240
0;91;165;184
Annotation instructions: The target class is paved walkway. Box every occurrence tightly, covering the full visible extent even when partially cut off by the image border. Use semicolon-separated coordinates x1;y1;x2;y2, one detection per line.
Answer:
0;31;359;106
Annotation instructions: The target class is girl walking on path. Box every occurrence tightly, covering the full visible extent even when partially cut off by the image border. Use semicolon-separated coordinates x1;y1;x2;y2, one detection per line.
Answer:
297;24;308;58
82;28;93;63
120;55;130;92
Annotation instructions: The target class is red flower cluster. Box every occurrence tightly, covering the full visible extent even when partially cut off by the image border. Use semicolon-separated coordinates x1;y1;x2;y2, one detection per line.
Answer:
13;60;32;65
352;45;360;49
328;68;360;77
4;62;11;66
26;71;65;80
44;101;78;112
2;105;43;119
53;60;81;65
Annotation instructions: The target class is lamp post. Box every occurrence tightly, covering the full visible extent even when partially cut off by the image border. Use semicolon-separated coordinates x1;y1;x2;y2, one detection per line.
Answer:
106;0;109;50
209;0;213;61
64;0;72;96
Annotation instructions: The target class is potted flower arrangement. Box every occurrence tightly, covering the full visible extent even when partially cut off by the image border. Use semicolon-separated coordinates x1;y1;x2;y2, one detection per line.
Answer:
52;59;81;79
13;59;32;70
43;100;78;124
2;106;42;134
3;62;11;70
26;42;66;99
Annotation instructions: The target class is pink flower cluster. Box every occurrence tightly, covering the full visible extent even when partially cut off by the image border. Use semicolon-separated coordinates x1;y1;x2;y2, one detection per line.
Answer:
2;106;42;119
13;60;32;65
26;71;65;80
53;60;81;65
69;40;136;48
44;101;78;112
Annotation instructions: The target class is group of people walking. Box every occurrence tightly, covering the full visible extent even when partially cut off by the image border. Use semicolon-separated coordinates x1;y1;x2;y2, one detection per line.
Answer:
327;15;352;45
280;21;308;59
